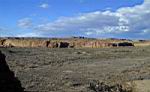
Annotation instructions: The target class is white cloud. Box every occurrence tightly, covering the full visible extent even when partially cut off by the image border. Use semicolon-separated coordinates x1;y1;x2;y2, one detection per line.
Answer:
34;10;131;37
39;3;49;9
117;0;150;34
105;7;112;11
17;18;32;29
32;0;150;39
85;31;94;35
35;11;120;32
16;33;41;37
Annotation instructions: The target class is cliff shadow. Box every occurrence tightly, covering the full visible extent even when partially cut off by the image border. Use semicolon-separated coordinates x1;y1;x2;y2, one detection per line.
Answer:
0;51;24;92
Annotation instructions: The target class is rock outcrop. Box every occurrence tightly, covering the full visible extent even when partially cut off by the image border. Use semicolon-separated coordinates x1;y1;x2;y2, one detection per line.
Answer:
0;39;6;47
70;41;115;48
3;39;48;47
0;38;135;48
112;42;134;47
118;42;134;47
0;51;24;92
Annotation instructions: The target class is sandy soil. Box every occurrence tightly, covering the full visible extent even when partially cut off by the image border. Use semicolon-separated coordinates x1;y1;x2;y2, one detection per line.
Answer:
0;47;150;92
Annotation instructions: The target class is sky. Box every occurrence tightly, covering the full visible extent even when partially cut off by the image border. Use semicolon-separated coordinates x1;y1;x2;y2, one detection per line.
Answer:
0;0;150;39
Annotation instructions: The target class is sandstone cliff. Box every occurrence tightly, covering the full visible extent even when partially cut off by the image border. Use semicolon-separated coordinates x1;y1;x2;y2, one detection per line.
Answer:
3;39;48;47
0;38;135;48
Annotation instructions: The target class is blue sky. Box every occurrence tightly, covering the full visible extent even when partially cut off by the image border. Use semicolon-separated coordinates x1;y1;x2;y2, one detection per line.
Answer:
0;0;150;39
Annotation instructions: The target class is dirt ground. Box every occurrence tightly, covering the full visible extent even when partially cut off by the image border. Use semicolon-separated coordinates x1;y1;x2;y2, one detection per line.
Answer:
0;47;150;92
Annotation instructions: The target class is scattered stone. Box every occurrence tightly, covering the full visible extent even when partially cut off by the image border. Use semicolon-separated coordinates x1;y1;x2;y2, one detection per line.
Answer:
74;51;87;55
72;82;82;87
89;80;131;92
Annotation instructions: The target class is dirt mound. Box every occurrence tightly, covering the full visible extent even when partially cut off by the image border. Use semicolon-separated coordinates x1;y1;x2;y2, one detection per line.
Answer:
0;51;24;92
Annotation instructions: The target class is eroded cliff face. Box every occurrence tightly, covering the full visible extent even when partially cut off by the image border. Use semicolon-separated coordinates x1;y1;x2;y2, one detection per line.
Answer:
0;39;6;46
69;40;114;48
0;38;135;48
3;39;48;47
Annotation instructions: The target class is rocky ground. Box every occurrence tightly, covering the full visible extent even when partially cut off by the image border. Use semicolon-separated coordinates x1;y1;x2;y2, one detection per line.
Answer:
0;47;150;92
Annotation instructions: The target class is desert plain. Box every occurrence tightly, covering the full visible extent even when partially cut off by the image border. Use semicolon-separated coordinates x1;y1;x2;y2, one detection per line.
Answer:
0;44;150;92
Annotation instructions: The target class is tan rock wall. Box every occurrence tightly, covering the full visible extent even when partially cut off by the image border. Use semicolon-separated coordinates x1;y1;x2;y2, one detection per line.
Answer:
3;39;48;47
70;41;114;48
0;38;135;48
134;42;150;47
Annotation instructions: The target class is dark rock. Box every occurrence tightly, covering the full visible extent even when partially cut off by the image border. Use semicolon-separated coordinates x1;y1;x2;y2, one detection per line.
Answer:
112;43;118;47
118;42;134;47
58;42;69;48
0;51;24;92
